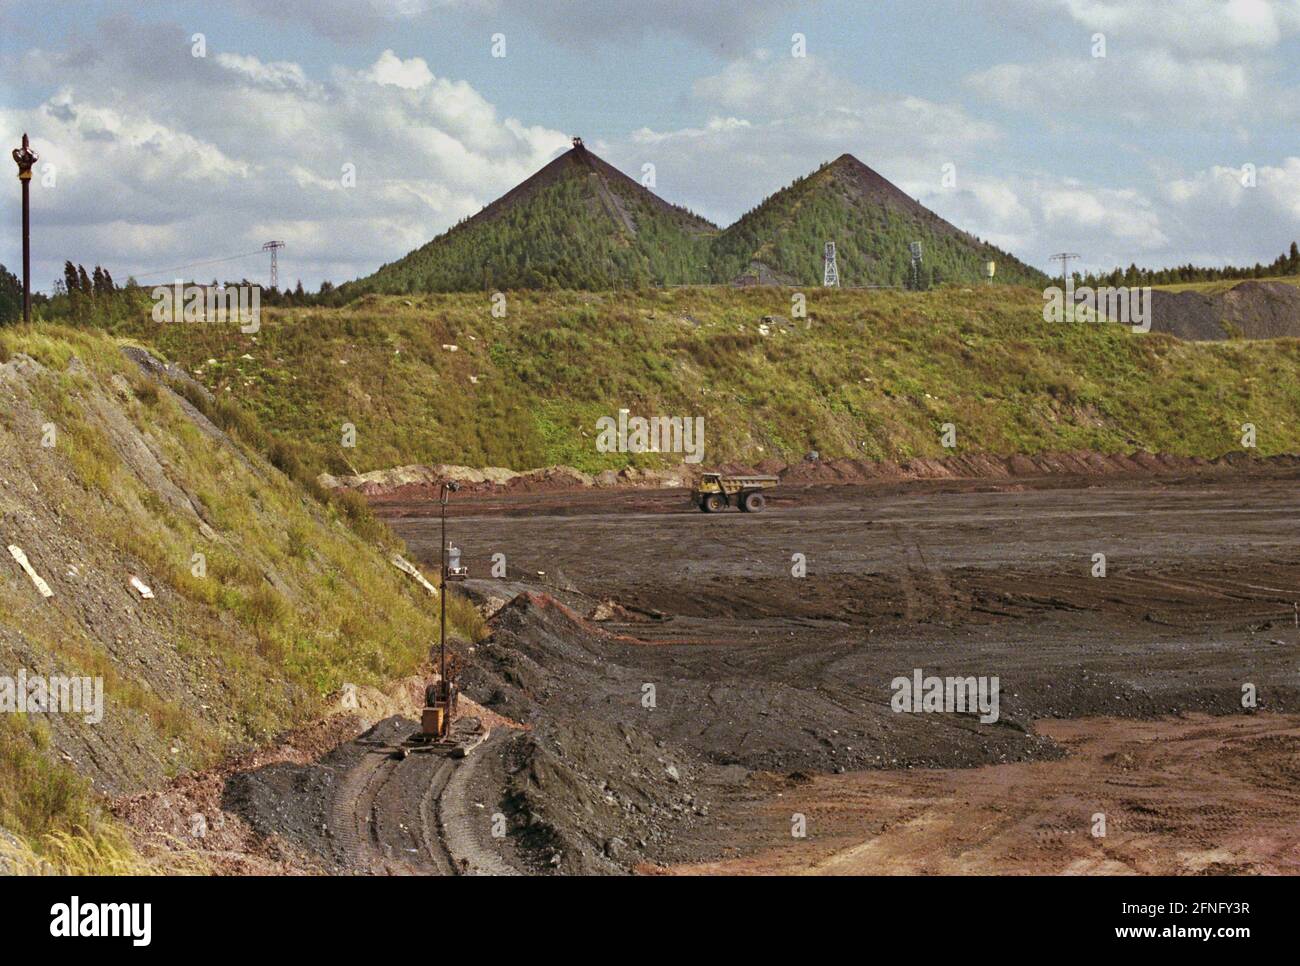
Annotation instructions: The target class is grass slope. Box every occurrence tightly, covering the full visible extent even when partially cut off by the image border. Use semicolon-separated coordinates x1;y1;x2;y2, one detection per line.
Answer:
1154;275;1300;295
103;285;1300;476
0;325;477;870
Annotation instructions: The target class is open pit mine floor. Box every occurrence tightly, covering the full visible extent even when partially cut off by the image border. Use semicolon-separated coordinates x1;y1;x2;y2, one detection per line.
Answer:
169;471;1300;875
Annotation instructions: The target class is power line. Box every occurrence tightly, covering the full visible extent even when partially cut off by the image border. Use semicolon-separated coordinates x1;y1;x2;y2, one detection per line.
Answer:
1050;252;1081;285
123;248;268;282
262;240;285;289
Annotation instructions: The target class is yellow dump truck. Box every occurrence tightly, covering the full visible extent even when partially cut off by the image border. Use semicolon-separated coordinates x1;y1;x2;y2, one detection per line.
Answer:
692;473;779;513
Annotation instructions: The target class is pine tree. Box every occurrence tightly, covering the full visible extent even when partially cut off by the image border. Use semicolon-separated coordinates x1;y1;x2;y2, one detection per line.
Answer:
64;260;80;295
0;263;21;325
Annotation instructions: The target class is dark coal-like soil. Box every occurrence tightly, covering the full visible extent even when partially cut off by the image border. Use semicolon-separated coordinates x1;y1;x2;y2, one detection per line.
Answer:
395;476;1300;772
1148;280;1300;340
224;469;1300;875
223;717;458;875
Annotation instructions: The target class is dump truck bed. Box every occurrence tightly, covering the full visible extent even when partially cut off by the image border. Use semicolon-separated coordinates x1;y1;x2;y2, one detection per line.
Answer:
695;474;779;492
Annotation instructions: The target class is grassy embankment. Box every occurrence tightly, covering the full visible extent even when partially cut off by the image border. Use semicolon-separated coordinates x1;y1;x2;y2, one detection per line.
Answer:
0;324;478;872
96;284;1300;476
1153;274;1300;295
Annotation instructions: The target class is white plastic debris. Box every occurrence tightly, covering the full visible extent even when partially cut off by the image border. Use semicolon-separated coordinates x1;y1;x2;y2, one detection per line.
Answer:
6;545;53;598
441;344;459;352
130;576;155;599
390;553;439;597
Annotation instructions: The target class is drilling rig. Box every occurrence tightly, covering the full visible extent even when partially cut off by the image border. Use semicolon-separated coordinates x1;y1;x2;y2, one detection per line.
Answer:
421;481;468;740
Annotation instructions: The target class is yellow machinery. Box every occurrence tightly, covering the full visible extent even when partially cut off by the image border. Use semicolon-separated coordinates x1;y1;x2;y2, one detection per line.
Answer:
692;473;779;513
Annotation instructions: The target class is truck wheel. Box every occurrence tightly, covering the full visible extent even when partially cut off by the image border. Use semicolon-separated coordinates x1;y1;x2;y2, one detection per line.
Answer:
704;494;724;513
742;491;766;513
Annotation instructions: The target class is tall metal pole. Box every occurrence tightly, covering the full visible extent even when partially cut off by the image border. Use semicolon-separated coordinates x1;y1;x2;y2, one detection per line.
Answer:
12;134;37;323
439;484;447;690
1050;252;1080;288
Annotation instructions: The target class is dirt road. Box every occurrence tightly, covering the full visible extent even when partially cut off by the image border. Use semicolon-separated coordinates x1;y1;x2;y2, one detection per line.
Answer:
223;717;516;875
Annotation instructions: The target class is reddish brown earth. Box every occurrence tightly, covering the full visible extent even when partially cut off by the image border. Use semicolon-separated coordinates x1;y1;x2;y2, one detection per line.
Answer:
663;714;1300;875
358;450;1299;506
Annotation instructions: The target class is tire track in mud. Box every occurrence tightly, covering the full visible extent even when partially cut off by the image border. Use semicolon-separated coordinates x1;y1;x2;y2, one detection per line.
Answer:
322;725;517;876
437;733;520;876
888;526;957;624
327;731;464;875
419;759;458;873
328;746;414;874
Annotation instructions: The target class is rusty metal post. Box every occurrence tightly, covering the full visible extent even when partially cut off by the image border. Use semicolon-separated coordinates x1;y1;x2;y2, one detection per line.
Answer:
436;480;462;738
12;133;37;323
440;482;448;695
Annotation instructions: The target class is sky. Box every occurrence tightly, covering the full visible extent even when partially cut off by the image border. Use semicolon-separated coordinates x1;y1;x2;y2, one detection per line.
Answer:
2;0;1299;291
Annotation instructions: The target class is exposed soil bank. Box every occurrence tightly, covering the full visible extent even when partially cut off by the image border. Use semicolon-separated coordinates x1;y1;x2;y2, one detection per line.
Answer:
337;450;1300;507
1149;280;1300;340
392;473;1300;873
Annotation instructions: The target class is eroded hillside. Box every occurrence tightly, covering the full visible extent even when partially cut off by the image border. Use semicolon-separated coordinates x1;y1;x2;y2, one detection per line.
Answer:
0;325;475;870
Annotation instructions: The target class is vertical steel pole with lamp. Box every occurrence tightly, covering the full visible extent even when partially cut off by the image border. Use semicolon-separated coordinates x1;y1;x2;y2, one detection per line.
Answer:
12;134;38;323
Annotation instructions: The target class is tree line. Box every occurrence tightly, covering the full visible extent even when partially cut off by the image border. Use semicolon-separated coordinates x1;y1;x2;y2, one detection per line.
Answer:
1077;242;1300;288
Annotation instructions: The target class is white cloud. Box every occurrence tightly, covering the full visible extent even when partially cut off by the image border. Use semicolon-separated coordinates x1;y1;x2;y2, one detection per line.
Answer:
606;53;1001;223
1165;158;1300;223
0;24;569;290
900;172;1170;269
228;0;443;42
985;0;1300;54
215;53;314;92
5;7;1297;290
923;158;1300;275
1060;0;1299;53
230;0;803;49
363;50;435;89
611;51;1187;272
966;49;1261;125
967;0;1300;126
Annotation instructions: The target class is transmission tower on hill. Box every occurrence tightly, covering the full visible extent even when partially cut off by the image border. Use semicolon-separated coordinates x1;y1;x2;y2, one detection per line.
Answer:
1050;252;1080;286
823;242;839;287
262;240;285;290
909;241;923;290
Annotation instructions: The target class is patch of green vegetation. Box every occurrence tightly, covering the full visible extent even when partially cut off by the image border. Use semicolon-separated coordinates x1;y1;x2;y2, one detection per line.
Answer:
0;324;480;870
1154;275;1300;295
88;286;1300;476
0;716;97;841
355;171;715;294
709;159;1048;288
